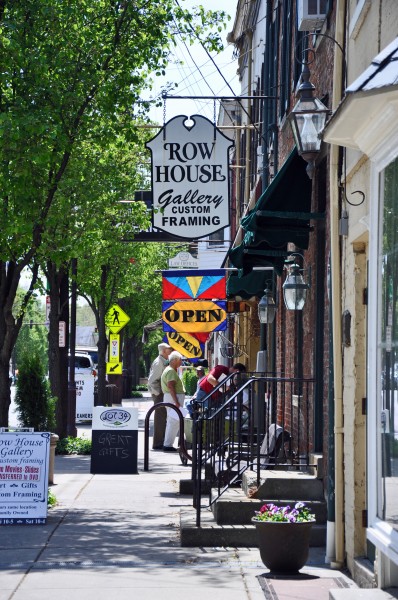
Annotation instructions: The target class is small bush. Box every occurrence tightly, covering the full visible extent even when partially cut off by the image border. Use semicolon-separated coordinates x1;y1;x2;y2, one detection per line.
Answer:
48;489;57;508
132;385;148;391
182;369;201;396
131;390;143;398
56;436;92;455
15;352;56;431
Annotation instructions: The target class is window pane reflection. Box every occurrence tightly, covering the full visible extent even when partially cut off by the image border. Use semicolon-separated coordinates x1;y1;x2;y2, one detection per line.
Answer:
379;157;398;529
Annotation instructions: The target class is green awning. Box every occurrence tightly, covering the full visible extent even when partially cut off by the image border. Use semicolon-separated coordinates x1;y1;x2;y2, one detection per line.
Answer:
240;148;314;248
227;270;271;300
228;231;287;276
227;149;323;285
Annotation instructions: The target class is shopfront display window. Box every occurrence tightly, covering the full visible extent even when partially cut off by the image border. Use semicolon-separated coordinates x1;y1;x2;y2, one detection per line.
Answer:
379;156;398;529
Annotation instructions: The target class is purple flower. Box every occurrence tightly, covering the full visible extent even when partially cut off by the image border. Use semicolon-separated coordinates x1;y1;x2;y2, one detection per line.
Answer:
253;501;315;523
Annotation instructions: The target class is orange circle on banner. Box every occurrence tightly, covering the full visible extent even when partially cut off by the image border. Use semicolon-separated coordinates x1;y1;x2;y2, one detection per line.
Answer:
162;300;226;333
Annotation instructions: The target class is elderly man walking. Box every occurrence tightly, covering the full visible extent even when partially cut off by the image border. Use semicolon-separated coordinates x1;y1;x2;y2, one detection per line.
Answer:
147;342;172;450
161;351;185;452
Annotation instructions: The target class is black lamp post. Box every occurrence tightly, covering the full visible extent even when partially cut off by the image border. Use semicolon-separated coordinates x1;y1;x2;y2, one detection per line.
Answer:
258;287;277;324
288;63;329;178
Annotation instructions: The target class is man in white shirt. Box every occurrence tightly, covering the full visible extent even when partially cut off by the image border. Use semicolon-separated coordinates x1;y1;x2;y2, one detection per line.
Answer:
147;342;172;449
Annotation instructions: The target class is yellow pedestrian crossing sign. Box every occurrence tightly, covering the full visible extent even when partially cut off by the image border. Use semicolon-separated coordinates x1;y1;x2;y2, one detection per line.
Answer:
105;304;130;334
106;361;123;375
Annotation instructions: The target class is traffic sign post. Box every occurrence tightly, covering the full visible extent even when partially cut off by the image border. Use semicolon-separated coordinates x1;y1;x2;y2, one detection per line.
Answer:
109;333;120;363
105;304;130;334
106;362;123;375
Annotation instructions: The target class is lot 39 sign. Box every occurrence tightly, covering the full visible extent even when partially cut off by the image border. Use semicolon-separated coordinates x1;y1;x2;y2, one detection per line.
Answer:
146;115;233;240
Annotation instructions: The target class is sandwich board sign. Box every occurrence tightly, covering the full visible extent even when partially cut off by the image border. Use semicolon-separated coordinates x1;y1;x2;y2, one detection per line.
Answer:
91;407;138;475
0;430;50;525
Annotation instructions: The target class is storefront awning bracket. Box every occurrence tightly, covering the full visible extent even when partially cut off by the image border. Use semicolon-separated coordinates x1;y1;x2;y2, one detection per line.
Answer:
256;210;325;220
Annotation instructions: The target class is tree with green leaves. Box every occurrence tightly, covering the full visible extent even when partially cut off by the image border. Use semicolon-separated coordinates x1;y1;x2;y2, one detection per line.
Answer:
13;291;48;374
0;0;228;426
15;351;56;431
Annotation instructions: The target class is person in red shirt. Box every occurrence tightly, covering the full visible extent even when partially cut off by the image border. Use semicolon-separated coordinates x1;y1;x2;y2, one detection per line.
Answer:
195;362;246;408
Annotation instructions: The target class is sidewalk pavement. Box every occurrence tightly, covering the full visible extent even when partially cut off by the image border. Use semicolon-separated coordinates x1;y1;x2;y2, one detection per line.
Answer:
1;396;358;600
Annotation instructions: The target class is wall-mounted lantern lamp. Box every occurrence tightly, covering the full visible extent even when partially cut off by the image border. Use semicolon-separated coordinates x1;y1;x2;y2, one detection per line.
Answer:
288;63;329;179
282;255;311;311
258;287;277;324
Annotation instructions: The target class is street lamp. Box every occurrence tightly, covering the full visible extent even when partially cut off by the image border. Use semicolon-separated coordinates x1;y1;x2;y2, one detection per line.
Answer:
258;287;277;324
288;63;329;178
283;260;310;311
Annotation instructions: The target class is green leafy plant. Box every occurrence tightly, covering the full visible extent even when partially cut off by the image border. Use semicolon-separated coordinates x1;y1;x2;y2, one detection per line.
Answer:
15;352;56;431
131;390;143;398
56;436;92;455
253;502;315;523
132;385;148;391
182;369;201;396
48;489;57;508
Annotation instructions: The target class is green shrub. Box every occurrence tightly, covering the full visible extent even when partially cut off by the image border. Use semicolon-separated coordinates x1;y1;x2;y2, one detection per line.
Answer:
131;390;143;398
56;436;92;455
182;369;201;396
15;352;56;431
48;489;57;508
132;385;148;391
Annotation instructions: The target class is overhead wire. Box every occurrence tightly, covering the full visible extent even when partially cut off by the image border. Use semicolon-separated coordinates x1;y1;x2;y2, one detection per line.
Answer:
172;0;266;139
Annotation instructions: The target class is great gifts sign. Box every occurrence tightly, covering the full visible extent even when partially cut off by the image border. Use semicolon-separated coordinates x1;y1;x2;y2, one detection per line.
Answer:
146;115;233;239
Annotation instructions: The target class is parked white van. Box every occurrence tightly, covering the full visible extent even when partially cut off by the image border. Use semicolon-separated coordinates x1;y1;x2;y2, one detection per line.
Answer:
69;353;96;422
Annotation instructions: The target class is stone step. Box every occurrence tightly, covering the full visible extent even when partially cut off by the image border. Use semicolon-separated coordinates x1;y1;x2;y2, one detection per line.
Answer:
210;487;327;525
329;590;395;599
179;478;211;495
309;453;324;478
242;468;325;501
180;507;326;547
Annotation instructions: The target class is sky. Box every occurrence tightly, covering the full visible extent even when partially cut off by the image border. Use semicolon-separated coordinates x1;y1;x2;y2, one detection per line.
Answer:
145;0;240;124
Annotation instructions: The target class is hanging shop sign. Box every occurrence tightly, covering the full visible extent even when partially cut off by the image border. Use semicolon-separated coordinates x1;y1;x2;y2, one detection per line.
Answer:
162;300;227;333
162;268;226;300
168;251;199;269
146;115;233;240
166;331;204;359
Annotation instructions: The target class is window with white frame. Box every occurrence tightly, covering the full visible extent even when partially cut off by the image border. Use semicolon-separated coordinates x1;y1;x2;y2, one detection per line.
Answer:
378;156;398;530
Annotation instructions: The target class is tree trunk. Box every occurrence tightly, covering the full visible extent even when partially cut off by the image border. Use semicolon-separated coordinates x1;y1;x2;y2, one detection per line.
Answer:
122;334;135;395
47;262;69;438
129;335;143;387
0;260;39;426
95;266;109;406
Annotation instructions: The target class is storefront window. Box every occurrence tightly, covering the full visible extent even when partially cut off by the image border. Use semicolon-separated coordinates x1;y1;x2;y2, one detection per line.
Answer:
379;156;398;528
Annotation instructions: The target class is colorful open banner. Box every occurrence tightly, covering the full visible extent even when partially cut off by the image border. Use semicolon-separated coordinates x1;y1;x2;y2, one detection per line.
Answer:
162;300;227;333
162;269;226;300
161;270;227;360
165;331;205;359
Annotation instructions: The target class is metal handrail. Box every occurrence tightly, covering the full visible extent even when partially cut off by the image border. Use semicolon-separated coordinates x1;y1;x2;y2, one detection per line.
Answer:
143;403;191;471
190;373;315;526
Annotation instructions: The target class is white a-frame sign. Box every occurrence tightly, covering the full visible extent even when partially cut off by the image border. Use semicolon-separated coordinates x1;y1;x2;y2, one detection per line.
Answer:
146;115;234;240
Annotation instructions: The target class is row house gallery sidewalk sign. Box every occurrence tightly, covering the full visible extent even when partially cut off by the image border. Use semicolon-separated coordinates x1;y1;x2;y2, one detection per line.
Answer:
0;430;50;525
146;115;233;239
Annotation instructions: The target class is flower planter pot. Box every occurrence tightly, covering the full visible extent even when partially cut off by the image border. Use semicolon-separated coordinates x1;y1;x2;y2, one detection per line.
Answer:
252;518;313;574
